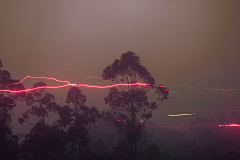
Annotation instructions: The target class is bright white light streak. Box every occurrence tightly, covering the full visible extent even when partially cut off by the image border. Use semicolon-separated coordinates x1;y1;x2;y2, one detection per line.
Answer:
168;113;195;117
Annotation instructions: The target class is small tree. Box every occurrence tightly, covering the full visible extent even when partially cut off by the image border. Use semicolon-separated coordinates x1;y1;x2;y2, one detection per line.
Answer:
57;87;102;160
102;52;169;160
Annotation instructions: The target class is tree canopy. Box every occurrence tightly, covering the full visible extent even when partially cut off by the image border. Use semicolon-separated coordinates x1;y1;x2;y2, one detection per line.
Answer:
102;51;169;160
57;86;102;160
0;59;25;160
19;82;59;126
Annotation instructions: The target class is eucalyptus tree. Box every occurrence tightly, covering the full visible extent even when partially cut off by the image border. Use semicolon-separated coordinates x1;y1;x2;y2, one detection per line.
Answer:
102;52;169;159
18;82;67;160
0;59;25;159
57;87;102;160
19;82;59;126
19;121;68;160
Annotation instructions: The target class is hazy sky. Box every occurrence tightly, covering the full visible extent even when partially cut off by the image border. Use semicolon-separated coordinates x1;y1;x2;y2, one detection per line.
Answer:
0;0;240;133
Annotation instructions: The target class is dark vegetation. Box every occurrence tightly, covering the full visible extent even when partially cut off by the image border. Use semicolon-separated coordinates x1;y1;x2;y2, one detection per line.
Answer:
0;53;240;160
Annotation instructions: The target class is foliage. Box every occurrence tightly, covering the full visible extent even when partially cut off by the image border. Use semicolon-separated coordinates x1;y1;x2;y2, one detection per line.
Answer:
19;121;67;160
145;144;161;160
111;139;135;160
17;81;68;159
0;59;25;159
19;82;60;126
57;86;102;160
102;52;169;159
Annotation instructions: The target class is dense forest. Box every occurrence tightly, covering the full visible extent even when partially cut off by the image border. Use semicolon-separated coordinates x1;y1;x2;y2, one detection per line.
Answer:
1;52;240;160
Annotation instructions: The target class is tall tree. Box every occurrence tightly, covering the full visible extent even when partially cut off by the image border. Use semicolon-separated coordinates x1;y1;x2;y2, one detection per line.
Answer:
57;87;102;160
102;52;169;160
18;82;67;159
0;59;25;159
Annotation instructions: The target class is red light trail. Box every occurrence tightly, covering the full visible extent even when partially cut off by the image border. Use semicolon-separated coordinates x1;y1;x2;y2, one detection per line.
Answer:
9;75;75;85
219;124;240;127
117;120;144;123
0;75;176;93
206;88;238;92
1;76;238;94
84;76;103;81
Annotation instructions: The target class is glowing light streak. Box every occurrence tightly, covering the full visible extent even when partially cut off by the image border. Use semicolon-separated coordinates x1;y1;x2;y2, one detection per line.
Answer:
82;77;238;93
78;82;150;88
1;84;77;93
9;75;73;85
219;124;240;127
206;88;237;92
169;115;181;117
1;76;178;93
84;76;94;81
117;120;143;122
85;76;104;81
168;113;195;117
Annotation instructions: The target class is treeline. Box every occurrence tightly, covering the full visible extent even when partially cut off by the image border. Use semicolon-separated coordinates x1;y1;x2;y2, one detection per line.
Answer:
148;115;240;160
1;52;240;160
0;52;169;160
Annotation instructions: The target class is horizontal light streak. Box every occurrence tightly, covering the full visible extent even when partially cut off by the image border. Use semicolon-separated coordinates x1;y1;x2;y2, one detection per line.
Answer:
117;120;144;123
206;88;237;92
219;124;240;127
168;113;195;117
0;75;179;93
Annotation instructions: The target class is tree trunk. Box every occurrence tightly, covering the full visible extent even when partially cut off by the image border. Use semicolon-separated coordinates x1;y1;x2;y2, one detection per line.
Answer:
131;100;137;160
78;139;82;160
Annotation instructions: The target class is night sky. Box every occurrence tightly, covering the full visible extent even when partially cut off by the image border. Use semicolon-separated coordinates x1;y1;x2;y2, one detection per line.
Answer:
0;0;240;134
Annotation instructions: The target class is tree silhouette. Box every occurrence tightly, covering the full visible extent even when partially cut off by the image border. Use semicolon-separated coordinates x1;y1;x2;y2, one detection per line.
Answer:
57;87;102;160
19;82;60;126
19;121;67;160
146;144;161;160
0;59;25;159
18;82;66;159
111;139;134;160
102;52;169;160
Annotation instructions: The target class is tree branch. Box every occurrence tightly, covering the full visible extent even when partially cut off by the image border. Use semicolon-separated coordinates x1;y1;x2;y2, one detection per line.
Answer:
138;128;153;148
